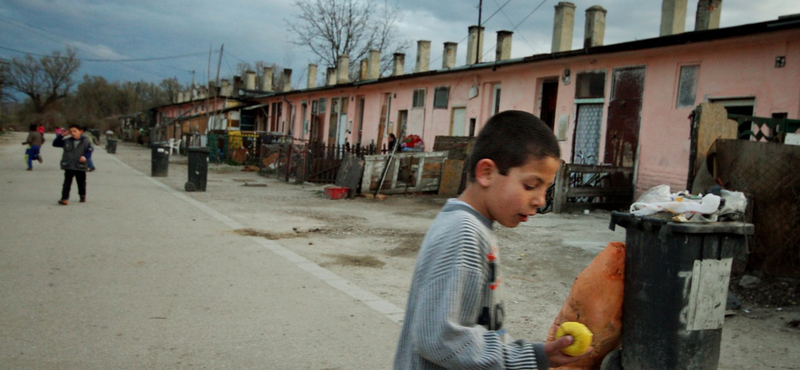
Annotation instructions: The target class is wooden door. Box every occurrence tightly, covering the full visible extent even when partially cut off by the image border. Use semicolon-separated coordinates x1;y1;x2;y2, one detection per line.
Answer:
604;66;645;167
451;108;466;136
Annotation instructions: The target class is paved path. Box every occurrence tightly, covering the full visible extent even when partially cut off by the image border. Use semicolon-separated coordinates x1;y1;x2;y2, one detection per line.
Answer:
0;133;400;369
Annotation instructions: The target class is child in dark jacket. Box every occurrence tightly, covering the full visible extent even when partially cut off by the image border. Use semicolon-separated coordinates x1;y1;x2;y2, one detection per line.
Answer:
53;124;93;205
22;124;44;170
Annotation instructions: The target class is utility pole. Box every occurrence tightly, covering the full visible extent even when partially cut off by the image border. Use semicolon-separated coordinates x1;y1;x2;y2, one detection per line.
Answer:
476;0;483;65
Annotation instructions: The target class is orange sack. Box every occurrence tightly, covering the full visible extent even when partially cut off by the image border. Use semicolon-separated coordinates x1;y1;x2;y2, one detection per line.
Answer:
545;242;625;370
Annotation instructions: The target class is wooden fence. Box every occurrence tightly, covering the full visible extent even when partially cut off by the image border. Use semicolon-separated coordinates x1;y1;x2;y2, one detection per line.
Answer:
269;142;380;184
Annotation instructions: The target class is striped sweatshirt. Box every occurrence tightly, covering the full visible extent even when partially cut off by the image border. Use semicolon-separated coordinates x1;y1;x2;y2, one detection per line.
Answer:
394;199;549;370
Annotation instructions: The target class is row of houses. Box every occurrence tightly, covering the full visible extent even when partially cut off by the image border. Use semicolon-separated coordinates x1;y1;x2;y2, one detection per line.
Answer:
136;0;800;197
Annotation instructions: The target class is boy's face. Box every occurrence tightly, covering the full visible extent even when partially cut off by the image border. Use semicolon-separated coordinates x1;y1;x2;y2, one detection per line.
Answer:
483;156;561;228
68;127;83;139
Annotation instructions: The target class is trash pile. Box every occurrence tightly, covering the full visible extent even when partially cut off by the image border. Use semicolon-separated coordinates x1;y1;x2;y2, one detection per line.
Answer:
630;185;747;222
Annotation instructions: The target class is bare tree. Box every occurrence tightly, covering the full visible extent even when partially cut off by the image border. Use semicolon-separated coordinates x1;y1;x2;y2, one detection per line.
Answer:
5;47;81;113
286;0;409;78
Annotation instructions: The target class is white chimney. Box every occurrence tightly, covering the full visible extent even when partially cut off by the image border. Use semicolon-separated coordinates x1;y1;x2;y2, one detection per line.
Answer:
282;69;292;92
660;0;688;36
466;25;485;65
393;53;405;76
337;55;350;84
368;49;381;79
496;31;513;61
245;70;256;90
416;40;431;73
695;0;722;31
552;2;576;53
262;67;273;92
177;91;184;103
443;42;458;69
326;67;337;86
221;79;230;96
308;64;317;89
584;5;607;48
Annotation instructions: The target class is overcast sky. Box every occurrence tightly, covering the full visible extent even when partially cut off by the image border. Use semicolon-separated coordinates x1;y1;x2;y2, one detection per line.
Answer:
2;0;799;90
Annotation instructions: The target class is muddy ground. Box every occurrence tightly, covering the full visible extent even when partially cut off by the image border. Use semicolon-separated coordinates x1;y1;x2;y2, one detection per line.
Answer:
106;139;800;369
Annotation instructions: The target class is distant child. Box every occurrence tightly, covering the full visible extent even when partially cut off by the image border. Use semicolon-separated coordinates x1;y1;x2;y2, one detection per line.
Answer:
393;110;590;369
22;124;44;170
53;124;93;205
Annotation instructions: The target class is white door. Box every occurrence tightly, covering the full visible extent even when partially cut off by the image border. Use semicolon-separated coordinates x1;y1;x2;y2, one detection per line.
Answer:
451;108;466;136
338;114;348;145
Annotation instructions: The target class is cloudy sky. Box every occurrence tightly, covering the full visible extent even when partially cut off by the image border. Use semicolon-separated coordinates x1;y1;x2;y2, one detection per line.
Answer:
2;0;799;89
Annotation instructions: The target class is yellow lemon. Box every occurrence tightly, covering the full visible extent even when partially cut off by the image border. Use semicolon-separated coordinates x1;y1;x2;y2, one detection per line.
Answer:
555;321;593;356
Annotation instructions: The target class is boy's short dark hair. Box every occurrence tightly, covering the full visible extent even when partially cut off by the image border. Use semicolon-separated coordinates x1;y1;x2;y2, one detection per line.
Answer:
29;124;37;131
68;124;83;130
467;110;561;181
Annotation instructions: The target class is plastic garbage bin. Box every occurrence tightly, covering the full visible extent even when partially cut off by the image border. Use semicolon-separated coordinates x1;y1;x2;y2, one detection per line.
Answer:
106;139;118;154
185;147;210;192
607;212;753;370
151;142;169;177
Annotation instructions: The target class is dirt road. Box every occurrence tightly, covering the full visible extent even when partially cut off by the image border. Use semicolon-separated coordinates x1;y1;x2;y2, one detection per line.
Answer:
4;131;798;369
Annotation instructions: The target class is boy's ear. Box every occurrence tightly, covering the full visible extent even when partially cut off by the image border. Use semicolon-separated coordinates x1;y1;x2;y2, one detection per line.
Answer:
474;158;497;187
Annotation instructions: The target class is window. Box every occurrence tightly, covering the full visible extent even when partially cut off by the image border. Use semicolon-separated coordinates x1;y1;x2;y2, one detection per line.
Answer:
492;84;502;115
576;71;606;99
677;65;699;108
319;98;326;113
412;89;426;108
433;87;450;108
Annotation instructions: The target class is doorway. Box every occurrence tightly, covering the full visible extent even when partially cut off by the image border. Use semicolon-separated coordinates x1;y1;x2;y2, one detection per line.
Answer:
539;79;559;130
605;66;646;167
397;110;408;137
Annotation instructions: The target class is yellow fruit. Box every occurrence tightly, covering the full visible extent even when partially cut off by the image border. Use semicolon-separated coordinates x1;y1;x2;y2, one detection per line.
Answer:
555;321;593;356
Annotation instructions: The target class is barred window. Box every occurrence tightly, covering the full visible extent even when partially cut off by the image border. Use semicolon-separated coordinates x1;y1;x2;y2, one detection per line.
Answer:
433;87;449;108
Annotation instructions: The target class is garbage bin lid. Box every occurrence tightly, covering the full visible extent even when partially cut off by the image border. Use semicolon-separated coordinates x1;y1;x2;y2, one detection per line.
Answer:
610;211;754;235
187;147;211;153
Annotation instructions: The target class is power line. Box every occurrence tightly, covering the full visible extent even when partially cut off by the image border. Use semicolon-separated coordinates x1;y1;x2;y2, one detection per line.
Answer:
0;45;208;62
491;0;537;54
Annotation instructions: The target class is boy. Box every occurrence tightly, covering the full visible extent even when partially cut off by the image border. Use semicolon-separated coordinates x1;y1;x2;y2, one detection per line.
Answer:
394;111;589;369
22;124;44;170
53;124;93;205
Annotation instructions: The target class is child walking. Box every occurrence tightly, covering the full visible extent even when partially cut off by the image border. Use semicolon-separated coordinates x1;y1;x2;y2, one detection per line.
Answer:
393;111;590;369
53;124;93;205
22;124;44;170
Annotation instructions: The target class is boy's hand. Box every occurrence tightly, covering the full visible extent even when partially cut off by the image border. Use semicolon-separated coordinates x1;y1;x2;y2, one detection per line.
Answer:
544;335;593;368
79;156;86;163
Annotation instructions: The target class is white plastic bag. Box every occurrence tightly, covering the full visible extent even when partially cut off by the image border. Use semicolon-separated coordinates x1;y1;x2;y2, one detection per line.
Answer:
630;185;721;220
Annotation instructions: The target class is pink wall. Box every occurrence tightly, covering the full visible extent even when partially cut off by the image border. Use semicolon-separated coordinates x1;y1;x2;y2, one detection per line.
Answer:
252;28;800;194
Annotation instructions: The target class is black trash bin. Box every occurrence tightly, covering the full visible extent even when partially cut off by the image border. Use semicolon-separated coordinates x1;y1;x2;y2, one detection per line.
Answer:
106;139;118;154
185;147;210;192
608;212;753;370
151;142;169;177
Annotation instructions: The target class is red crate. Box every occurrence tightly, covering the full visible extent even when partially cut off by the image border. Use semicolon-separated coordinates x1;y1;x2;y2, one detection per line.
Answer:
324;186;349;200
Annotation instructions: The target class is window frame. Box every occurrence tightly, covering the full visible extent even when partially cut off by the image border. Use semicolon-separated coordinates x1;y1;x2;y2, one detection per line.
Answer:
433;86;450;109
412;88;426;108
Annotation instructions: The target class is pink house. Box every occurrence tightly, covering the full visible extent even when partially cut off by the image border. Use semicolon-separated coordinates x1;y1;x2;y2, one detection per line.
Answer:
184;2;800;196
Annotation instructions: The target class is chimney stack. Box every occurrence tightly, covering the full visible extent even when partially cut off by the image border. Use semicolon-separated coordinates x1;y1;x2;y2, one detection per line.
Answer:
443;42;458;69
233;76;243;95
393;53;405;76
282;69;292;92
262;67;273;92
326;67;337;86
177;91;184;103
207;82;216;98
416;40;431;73
359;58;369;80
496;31;513;61
552;2;576;53
368;50;381;79
695;0;722;31
337;55;350;84
584;5;607;48
221;79;230;96
466;26;485;65
660;0;688;36
307;64;317;89
245;70;256;90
